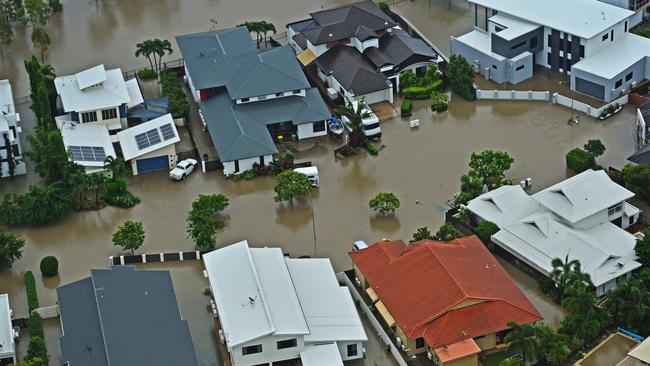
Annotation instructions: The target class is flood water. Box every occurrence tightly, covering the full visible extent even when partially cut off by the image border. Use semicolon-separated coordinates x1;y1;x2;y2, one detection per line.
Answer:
0;0;640;365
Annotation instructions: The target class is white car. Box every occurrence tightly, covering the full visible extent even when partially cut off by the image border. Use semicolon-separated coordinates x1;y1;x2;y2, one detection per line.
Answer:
341;101;381;139
169;158;198;180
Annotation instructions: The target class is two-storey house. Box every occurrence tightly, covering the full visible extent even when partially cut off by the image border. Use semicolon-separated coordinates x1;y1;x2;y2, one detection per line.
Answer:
0;80;27;178
465;169;642;295
203;241;367;366
288;0;439;104
451;0;650;102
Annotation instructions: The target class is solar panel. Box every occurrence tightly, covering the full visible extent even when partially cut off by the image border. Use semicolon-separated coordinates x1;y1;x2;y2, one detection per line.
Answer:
68;145;106;162
146;129;161;145
135;129;162;150
160;123;175;141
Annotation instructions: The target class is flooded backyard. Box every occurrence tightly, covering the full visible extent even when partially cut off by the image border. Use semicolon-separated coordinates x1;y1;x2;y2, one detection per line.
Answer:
0;0;643;365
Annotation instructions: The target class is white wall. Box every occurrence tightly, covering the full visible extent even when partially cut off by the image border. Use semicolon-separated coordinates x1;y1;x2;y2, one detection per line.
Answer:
223;155;273;176
306;39;329;57
584;19;629;58
130;144;177;176
235;90;305;104
352;37;379;53
359;87;393;105
185;65;201;102
287;26;302;52
229;335;305;366
297;121;327;140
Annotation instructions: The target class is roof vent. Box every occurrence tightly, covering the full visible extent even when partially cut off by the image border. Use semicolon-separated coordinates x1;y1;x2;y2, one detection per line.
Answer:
329;33;333;37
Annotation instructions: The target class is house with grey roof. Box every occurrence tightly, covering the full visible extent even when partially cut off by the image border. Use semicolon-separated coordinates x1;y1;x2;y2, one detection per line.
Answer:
287;0;439;105
451;0;650;102
177;27;331;176
57;266;198;366
0;80;27;178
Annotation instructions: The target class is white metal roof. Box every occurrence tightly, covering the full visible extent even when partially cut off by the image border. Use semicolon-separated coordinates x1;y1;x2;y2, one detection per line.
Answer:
0;294;15;359
468;0;634;39
300;343;344;366
58;119;117;167
117;114;179;161
571;34;650;80
285;258;367;343
76;64;108;90
489;13;539;41
0;79;15;115
532;169;634;224
125;79;144;107
454;30;506;61
54;65;142;112
465;185;539;228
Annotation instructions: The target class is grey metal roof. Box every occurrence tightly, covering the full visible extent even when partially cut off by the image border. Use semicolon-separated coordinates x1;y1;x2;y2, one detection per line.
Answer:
301;1;396;45
200;88;330;162
365;29;437;70
314;45;389;95
292;33;308;49
355;25;379;41
57;266;198;366
628;144;650;166
177;27;310;99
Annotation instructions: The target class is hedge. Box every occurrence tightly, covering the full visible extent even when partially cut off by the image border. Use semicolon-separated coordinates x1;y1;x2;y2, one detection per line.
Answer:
401;79;443;100
365;141;379;156
137;68;157;80
25;271;39;312
160;70;190;119
40;256;59;277
24;270;49;365
400;99;412;117
566;148;595;173
431;92;449;112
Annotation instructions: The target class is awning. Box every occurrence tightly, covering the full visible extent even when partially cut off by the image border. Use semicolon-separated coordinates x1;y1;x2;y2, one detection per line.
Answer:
434;338;481;363
297;48;317;66
300;343;343;366
127;106;167;121
375;301;395;328
365;287;379;304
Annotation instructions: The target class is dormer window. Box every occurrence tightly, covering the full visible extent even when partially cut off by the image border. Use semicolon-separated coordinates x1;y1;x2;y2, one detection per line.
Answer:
293;90;302;95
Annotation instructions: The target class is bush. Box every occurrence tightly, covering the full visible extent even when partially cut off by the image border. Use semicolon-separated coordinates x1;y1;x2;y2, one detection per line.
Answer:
631;25;650;38
378;1;392;15
26;335;48;363
137;68;157;80
160;69;190;119
566;148;595;173
447;54;476;101
475;220;499;242
252;162;271;176
599;103;620;118
365;141;379;156
401;99;412;117
105;191;141;208
431;92;449;112
620;164;650;204
39;256;58;277
27;315;44;339
401;79;443;99
240;169;257;180
24;271;39;312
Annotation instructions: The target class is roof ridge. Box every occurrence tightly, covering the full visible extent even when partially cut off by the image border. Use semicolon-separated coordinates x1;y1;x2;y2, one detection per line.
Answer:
426;243;466;297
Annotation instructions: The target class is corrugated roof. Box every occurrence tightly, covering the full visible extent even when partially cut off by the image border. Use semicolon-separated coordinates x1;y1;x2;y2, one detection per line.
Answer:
54;66;137;112
349;236;541;347
314;45;389;95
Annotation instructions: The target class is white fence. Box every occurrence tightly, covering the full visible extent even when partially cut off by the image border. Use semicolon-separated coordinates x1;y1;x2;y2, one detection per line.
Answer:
553;93;628;118
476;89;550;101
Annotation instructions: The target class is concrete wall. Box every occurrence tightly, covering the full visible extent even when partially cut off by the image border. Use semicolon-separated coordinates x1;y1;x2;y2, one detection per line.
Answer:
584;19;629;58
360;87;393;105
395;325;424;356
297;121;328;140
306;39;329;57
352;37;379;53
230;334;306;366
223;155;273;176
130;143;177;176
77;106;123;130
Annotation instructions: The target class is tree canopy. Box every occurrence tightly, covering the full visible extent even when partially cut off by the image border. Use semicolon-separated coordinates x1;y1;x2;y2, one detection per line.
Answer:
583;139;606;158
457;150;513;204
186;194;230;250
274;170;312;206
112;220;145;254
335;97;371;147
369;192;400;215
0;228;24;269
446;54;475;101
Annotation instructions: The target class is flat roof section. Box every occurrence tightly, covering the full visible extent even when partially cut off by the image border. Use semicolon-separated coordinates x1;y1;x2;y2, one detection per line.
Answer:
571;34;650;80
454;30;505;61
490;13;540;41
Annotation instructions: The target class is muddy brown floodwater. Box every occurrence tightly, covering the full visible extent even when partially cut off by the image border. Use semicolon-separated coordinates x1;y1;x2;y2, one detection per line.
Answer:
0;0;640;365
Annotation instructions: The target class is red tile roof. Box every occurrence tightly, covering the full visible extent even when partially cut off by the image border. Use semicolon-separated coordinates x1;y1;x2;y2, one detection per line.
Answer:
349;236;542;348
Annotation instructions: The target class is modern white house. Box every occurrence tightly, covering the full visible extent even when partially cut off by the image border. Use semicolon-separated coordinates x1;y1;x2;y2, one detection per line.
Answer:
451;0;650;102
55;64;144;131
0;294;16;365
203;241;367;366
465;169;642;296
287;0;439;104
0;80;27;178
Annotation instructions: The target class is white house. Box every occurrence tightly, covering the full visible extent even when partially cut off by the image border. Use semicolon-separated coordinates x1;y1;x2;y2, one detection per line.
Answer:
54;64;143;131
0;80;27;178
0;294;16;365
117;114;180;175
465;169;642;296
203;241;367;366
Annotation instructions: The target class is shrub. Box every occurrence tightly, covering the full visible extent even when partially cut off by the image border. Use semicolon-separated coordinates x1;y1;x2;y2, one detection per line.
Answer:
399;70;418;90
365;141;379;156
24;271;39;312
378;1;393;15
447;54;476;101
39;256;58;277
160;69;190;119
566;148;595;173
431;91;449;112
105;191;141;208
631;25;650;38
401;79;443;99
401;99;412;117
27;315;44;339
137;68;157;80
240;169;257;180
475;220;499;242
26;335;48;363
252;162;271;176
620;164;650;204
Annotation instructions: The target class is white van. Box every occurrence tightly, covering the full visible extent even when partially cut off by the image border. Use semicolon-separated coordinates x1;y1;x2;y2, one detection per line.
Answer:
294;166;319;187
341;101;381;139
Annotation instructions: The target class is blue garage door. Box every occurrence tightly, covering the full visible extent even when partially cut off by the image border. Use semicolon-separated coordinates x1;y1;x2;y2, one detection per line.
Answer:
136;155;169;173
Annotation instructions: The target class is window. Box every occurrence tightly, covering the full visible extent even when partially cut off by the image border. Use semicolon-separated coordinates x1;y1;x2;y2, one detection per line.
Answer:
101;108;117;120
625;21;628;32
547;52;552;66
602;33;609;41
516;65;525;71
510;40;526;50
492;65;497;69
347;344;358;357
81;111;98;123
277;339;297;349
242;344;263;355
579;45;585;58
547;34;552;47
530;36;538;48
275;92;283;97
416;338;425;349
234;160;240;173
611;30;614;41
608;203;623;216
293;90;302;94
313;120;325;133
625;72;633;82
240;97;250;103
615;79;623;88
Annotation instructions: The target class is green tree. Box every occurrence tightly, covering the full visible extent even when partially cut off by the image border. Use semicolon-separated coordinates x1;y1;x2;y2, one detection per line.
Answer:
583;139;606;158
10;358;47;366
498;360;524;366
606;278;650;330
240;21;264;48
411;226;434;242
504;321;538;363
620;164;650;204
259;21;276;47
274;170;312;206
549;255;589;303
336;97;371;147
47;0;62;12
535;323;570;366
186;194;230;250
26;129;68;184
0;13;12;57
446;54;475;100
112;220;145;254
0;228;24;268
378;1;393;15
562;282;596;317
151;38;173;73
135;39;156;72
39;255;58;277
369;192;400;215
475;220;499;242
565;148;595;173
87;173;107;207
398;70;417;90
635;228;650;267
23;0;49;26
456;174;483;205
66;168;88;208
26;335;47;362
468;150;514;189
433;223;462;242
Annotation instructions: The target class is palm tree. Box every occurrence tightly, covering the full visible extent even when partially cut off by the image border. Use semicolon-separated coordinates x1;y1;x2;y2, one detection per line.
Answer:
152;38;173;73
67;169;88;208
260;21;276;47
240;21;263;48
549;255;590;303
87;173;107;207
336;97;371;148
504;321;538;364
31;26;50;62
104;156;126;180
561;282;596;317
135;39;156;72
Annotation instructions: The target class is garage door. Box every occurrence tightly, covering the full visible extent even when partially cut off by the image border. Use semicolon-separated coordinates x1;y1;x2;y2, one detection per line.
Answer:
575;77;605;100
136;155;169;173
